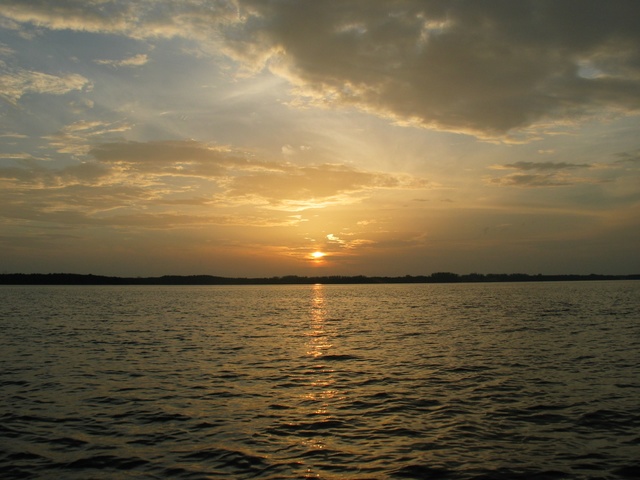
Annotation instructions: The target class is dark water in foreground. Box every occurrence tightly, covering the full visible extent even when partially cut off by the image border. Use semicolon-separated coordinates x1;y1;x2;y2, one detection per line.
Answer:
1;282;639;479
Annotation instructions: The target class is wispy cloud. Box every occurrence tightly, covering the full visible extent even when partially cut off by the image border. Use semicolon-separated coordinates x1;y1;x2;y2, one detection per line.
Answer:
0;159;109;187
491;162;591;171
0;0;237;40
489;173;580;188
0;42;14;56
224;163;424;209
44;120;132;156
0;68;90;104
326;233;375;250
95;53;148;67
487;160;621;188
90;140;426;202
613;150;640;168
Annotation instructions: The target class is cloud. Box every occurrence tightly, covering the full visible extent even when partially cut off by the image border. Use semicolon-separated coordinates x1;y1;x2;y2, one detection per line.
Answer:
0;42;14;56
89;140;242;178
1;35;89;104
0;68;90;104
89;140;426;206
3;1;639;140
487;160;602;187
0;132;27;139
281;144;310;156
0;0;237;40
0;197;242;229
492;161;591;171
44;120;132;155
613;150;640;168
0;159;109;187
95;53;149;67
489;153;640;188
326;233;375;250
489;173;577;188
224;163;419;208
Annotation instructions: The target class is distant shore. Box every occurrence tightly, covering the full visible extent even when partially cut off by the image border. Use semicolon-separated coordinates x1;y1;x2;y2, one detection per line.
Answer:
1;272;638;285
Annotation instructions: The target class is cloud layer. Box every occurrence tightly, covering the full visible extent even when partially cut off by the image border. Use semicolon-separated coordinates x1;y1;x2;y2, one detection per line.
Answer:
0;139;424;229
2;1;640;140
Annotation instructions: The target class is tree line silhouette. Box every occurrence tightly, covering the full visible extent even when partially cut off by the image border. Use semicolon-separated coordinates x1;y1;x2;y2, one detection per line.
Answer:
0;272;638;285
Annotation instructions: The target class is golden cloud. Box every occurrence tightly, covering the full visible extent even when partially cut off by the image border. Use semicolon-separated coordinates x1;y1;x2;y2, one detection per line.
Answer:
0;139;428;228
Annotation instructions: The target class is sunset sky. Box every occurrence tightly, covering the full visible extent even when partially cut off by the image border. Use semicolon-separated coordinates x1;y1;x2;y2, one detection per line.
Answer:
1;1;639;277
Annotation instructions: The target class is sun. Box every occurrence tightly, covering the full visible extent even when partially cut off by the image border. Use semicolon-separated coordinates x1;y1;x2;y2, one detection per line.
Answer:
311;251;326;259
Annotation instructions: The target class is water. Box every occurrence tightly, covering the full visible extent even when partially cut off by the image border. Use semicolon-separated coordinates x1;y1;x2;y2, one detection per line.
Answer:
1;281;639;479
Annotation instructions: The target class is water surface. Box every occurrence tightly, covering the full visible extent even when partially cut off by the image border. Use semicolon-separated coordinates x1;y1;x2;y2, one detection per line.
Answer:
1;282;639;479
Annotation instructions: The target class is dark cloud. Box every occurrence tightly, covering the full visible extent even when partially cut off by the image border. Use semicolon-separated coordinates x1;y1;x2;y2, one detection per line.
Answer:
488;161;597;187
489;173;574;187
613;150;640;167
227;0;640;139
496;161;591;171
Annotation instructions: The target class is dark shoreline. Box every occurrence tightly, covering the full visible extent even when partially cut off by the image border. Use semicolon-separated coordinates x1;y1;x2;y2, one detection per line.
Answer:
1;272;638;285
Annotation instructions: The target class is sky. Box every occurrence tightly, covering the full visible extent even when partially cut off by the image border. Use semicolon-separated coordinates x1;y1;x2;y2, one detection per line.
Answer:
0;0;639;277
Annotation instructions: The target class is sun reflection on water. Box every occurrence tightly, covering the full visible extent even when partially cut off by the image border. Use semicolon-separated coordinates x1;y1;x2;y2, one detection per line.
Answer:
299;284;339;476
304;285;339;403
306;284;332;358
296;284;350;473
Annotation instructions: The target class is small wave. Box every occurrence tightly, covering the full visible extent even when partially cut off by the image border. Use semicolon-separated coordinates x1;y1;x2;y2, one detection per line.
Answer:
320;354;361;361
112;410;192;424
178;447;270;476
49;436;89;449
299;447;350;459
59;454;150;470
0;424;22;438
84;395;129;405
1;380;30;387
392;463;451;478
5;451;47;462
470;468;570;479
268;419;346;436
578;409;638;431
378;426;423;437
204;390;244;398
614;463;640;479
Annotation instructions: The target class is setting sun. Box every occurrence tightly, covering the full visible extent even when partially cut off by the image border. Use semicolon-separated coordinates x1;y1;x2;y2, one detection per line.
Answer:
311;251;326;259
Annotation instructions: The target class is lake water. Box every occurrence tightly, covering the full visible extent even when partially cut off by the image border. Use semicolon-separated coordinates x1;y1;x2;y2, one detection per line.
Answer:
1;281;639;479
